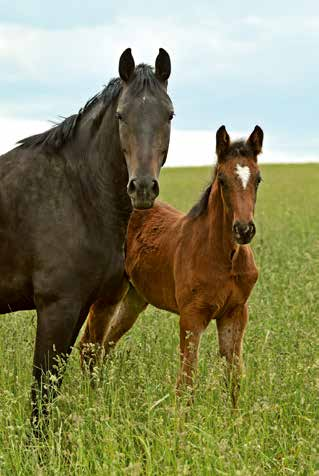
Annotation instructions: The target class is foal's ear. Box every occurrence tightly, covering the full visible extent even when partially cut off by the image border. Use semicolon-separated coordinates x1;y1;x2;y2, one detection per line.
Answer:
216;125;230;160
155;48;171;83
119;48;135;82
247;125;264;156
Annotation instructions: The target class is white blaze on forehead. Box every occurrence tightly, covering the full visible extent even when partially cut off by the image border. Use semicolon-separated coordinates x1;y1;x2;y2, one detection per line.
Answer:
235;164;251;189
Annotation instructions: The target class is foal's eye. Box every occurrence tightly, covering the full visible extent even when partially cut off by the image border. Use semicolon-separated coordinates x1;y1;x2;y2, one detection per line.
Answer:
168;112;175;121
218;175;227;187
116;112;123;121
256;176;262;187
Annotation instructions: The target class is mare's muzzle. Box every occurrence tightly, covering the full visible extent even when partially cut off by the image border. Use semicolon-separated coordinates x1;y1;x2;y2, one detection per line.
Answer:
127;175;159;209
233;220;256;245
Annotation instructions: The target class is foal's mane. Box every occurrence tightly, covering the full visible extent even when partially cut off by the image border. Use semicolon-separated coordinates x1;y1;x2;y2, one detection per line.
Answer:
187;180;215;219
187;139;253;219
18;64;161;151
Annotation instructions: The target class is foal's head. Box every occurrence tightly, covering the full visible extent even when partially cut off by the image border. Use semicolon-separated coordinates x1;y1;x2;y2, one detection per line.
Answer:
117;48;173;209
215;125;264;245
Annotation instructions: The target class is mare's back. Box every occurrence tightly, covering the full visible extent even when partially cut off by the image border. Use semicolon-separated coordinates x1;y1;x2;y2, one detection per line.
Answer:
0;145;84;276
0;145;71;228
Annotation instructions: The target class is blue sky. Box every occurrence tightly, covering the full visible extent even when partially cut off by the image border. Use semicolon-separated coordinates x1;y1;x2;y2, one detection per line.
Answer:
0;1;318;164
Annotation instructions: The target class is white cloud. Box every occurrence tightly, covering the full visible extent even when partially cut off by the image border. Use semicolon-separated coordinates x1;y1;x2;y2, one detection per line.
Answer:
0;117;317;165
1;12;318;97
0;15;295;84
0;116;49;152
167;129;319;166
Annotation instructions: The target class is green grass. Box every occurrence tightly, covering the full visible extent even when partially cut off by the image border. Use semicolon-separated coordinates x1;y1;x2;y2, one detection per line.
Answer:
0;164;318;475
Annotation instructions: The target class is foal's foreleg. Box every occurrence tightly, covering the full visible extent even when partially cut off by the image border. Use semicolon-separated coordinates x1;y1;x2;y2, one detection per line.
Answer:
176;310;209;397
216;304;248;407
102;284;147;357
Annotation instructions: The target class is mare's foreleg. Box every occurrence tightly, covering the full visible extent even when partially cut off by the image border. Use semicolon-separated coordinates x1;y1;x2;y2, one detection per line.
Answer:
32;296;88;433
216;304;248;407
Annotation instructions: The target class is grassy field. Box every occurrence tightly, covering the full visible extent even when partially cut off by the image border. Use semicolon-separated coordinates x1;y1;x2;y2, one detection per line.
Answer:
0;164;318;475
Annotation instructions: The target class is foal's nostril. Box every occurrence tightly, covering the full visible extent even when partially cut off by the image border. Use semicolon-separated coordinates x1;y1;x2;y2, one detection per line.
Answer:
249;222;256;236
233;221;256;241
151;179;159;197
233;222;240;234
127;179;137;195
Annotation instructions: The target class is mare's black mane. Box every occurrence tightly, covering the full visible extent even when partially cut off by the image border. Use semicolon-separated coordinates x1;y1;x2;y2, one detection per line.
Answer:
18;64;159;151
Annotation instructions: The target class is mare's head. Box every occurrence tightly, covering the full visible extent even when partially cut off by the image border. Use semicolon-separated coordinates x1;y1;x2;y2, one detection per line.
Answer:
117;48;173;209
215;125;264;245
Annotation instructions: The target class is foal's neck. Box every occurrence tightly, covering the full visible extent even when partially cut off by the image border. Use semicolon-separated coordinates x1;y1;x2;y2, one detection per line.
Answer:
206;182;238;262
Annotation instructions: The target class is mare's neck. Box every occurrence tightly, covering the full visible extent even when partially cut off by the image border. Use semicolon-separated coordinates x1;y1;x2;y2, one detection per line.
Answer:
65;100;132;229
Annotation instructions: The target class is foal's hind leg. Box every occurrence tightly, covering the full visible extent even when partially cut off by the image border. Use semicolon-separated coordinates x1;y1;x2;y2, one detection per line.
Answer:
102;284;147;357
80;298;123;372
80;284;147;370
216;304;248;408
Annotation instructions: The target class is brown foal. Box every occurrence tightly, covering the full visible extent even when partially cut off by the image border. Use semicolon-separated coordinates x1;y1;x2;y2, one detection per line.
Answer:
80;125;263;405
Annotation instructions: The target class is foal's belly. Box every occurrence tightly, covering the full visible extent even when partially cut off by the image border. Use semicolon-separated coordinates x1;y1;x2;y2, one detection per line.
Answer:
128;255;178;314
130;272;178;314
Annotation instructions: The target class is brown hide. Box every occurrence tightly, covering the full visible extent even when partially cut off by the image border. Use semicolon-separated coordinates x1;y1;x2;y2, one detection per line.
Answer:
81;126;263;405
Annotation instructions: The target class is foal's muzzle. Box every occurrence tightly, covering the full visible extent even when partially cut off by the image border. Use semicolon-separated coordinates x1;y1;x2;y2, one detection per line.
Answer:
127;175;159;209
233;221;256;245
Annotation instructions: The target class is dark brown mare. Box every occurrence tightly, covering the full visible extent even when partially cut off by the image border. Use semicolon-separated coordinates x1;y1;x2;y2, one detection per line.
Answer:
0;48;173;429
81;125;263;406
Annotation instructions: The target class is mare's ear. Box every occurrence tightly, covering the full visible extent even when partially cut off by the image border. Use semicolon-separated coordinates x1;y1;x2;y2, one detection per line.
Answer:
247;125;264;156
216;125;230;161
119;48;135;82
155;48;171;83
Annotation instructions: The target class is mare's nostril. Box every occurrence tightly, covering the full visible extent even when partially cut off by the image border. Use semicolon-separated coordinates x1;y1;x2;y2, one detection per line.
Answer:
127;179;137;195
152;179;159;197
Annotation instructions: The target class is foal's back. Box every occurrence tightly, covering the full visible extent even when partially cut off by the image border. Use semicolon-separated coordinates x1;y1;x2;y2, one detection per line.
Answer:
126;201;183;313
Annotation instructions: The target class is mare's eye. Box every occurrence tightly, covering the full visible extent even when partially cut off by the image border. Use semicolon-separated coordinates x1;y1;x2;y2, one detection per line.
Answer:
256;175;262;186
168;112;175;121
116;112;123;121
